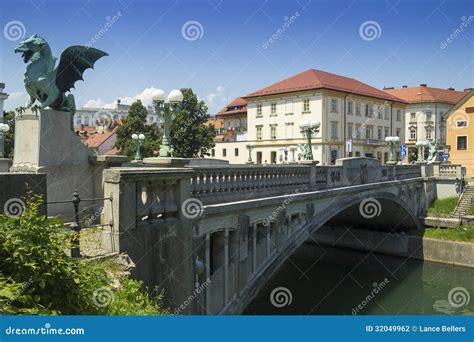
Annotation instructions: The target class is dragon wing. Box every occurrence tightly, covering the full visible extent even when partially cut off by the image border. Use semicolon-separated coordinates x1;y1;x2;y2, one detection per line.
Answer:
55;46;108;93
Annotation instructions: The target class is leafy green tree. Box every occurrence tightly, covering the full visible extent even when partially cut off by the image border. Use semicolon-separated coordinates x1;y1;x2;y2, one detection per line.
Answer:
3;111;15;159
0;195;166;315
169;88;215;158
114;100;161;158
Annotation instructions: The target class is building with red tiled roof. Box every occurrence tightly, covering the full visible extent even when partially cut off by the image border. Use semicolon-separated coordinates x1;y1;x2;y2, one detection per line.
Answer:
75;125;118;156
210;69;408;165
383;84;471;155
216;97;248;142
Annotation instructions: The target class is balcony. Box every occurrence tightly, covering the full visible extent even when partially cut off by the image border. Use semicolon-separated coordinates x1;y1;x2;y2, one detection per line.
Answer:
365;139;382;145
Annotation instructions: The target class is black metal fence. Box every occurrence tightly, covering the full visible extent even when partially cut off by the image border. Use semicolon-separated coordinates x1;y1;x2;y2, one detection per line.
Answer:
46;191;113;258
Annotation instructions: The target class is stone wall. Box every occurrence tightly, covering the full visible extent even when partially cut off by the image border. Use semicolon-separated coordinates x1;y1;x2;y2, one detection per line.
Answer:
0;173;47;216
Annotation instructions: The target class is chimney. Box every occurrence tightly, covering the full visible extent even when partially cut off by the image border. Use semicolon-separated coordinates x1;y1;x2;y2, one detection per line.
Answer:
402;85;408;88
117;99;121;105
0;83;4;92
420;83;427;87
447;87;455;91
464;88;473;92
383;87;394;90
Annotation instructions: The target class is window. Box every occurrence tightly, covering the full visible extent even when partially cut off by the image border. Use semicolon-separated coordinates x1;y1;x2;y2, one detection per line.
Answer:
356;102;361;116
234;148;239;157
257;104;262;117
331;98;338;113
303;99;310;112
410;128;417;140
256;151;262;164
76;117;81;125
377;128;382;140
285;100;293;114
355;151;361;157
377;105;383;119
426;112;432;122
384;107;389;120
396;110;401;122
369;105;374;117
331;122;338;139
457;120;468;128
270;125;277;140
396;129;401;137
211;149;215;157
348;101;353;115
84;117;90;126
256;126;263;140
426;128;432;140
410;112;416;122
285;123;293;139
365;104;369;117
366;128;372;139
348;123;353;138
355;124;361;138
457;136;467;150
223;148;227;157
384;128;389;138
271;103;277;115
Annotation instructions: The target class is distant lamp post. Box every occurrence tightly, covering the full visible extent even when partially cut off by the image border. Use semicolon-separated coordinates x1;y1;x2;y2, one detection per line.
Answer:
152;89;184;157
0;123;10;158
289;146;297;164
246;143;254;164
415;140;429;163
384;136;400;165
298;120;320;161
132;133;145;161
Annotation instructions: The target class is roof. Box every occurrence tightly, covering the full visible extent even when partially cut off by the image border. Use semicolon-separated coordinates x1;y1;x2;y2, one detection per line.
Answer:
204;117;224;129
243;69;407;103
445;89;474;119
217;97;247;116
383;85;467;104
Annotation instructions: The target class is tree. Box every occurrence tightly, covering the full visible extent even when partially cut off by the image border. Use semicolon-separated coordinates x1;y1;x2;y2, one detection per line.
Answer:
169;88;215;158
3;111;15;159
114;100;161;158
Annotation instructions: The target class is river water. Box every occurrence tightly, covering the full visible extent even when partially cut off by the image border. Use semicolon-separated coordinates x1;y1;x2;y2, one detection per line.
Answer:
244;245;474;315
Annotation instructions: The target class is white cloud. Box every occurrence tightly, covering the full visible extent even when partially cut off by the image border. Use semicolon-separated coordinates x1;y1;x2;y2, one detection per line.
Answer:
8;91;24;100
206;86;227;112
82;87;169;109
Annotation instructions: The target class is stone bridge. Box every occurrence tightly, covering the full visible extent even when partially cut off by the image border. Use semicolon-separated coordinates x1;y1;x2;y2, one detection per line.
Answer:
100;158;463;315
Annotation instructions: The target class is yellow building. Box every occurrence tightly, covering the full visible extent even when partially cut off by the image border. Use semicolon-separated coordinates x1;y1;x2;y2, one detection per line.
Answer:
446;89;474;177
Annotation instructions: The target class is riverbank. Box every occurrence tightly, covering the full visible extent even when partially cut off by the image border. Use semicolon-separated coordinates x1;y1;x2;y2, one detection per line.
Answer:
308;225;474;268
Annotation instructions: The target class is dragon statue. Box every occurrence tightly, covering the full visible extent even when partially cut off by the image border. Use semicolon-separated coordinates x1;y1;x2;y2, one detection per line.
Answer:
297;143;312;161
14;34;107;114
427;139;439;163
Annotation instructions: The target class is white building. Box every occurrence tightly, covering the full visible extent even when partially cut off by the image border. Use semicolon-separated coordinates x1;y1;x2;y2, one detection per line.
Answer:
74;99;158;128
210;69;407;165
384;84;468;156
0;83;9;122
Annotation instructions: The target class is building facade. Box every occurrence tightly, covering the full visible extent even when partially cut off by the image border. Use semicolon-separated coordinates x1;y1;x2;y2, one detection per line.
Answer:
0;83;9;122
74;99;158;128
210;69;407;165
446;90;474;177
384;85;467;159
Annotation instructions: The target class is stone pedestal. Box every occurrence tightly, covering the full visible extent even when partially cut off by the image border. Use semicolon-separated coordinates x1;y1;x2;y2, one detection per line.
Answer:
142;157;190;168
11;109;94;218
0;158;11;172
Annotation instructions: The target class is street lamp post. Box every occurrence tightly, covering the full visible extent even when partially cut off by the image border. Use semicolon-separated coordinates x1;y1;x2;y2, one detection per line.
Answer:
415;140;429;163
289;146;297;164
0;123;9;158
152;89;184;157
132;133;145;161
384;136;400;165
246;143;254;164
298;120;320;161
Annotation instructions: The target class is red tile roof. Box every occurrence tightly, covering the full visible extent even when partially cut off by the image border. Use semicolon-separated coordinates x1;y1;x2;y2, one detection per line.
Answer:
83;129;116;149
244;69;407;103
217;97;247;116
204;117;224;129
383;85;467;104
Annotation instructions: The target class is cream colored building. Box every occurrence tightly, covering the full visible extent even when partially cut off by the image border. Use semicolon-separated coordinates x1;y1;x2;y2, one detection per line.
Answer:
210;69;407;165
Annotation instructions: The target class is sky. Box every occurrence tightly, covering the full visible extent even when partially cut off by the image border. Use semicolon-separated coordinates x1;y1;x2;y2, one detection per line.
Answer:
0;0;473;113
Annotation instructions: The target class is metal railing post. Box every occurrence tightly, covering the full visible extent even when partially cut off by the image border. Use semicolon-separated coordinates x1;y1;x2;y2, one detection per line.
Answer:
70;190;81;258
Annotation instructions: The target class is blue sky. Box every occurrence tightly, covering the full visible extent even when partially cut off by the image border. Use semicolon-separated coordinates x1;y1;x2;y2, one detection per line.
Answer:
0;0;473;113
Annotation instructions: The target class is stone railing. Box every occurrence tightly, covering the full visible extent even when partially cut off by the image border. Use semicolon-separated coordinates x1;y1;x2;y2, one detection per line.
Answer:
394;165;422;180
190;165;311;204
438;164;464;177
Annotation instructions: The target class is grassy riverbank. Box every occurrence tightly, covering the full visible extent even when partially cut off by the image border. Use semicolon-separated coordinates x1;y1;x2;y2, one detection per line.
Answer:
422;226;474;243
427;196;458;217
